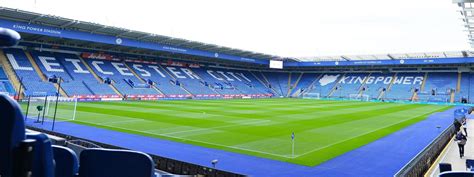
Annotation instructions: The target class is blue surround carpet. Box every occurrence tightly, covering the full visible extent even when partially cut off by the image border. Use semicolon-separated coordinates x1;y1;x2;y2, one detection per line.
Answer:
26;107;461;177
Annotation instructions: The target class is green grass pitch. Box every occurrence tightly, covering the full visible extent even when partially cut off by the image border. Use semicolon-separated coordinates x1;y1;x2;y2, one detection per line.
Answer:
23;99;452;166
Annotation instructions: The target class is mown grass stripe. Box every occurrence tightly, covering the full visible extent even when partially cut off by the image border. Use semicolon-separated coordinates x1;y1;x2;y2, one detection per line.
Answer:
39;99;451;166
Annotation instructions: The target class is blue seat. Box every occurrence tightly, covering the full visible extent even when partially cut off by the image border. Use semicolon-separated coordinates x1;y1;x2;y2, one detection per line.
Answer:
79;148;155;177
439;171;474;177
0;94;26;177
52;145;78;177
26;133;55;177
0;94;56;177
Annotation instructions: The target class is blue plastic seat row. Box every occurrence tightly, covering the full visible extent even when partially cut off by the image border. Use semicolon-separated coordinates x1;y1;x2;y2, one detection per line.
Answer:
0;94;156;177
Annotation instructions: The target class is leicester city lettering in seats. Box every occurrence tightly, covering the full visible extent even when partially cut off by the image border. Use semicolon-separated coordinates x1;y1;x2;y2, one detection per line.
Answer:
91;61;113;75
181;68;200;79
207;70;224;81
65;59;89;74
111;62;133;76
217;71;234;81
5;53;33;71
38;56;64;72
132;64;151;77
167;67;186;79
206;70;250;82
148;66;166;78
227;72;242;81
16;53;256;82
12;54;91;74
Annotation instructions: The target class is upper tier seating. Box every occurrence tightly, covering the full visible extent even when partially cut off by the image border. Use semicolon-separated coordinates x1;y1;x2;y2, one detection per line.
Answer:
158;65;216;95
229;69;273;95
239;70;274;95
29;51;94;96
192;67;270;95
55;53;117;96
3;49;473;103
457;73;470;103
84;59;158;96
0;67;15;95
192;68;242;95
126;62;189;95
417;72;457;102
3;49;56;96
331;73;368;98
290;73;319;96
383;73;424;101
469;73;474;104
360;73;393;99
306;73;342;97
286;72;301;96
263;72;288;96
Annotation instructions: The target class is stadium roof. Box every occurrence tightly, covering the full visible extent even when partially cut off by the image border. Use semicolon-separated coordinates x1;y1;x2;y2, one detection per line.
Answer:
0;7;289;61
455;0;474;47
1;6;472;63
297;51;474;62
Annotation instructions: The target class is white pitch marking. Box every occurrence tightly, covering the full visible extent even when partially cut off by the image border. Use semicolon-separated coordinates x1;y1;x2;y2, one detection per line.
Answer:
160;119;271;136
69;119;290;158
97;119;147;125
293;107;447;158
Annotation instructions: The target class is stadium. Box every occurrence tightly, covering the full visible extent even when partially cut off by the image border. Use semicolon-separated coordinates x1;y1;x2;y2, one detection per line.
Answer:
1;1;474;177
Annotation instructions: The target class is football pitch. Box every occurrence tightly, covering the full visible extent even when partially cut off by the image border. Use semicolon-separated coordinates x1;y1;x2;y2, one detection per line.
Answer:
24;99;452;166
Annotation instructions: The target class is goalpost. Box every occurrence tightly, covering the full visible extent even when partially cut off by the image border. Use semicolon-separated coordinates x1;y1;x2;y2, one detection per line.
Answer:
349;94;370;101
301;92;320;99
24;96;78;123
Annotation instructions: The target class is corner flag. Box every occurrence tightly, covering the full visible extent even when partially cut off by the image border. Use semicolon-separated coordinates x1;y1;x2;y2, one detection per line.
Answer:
291;132;295;158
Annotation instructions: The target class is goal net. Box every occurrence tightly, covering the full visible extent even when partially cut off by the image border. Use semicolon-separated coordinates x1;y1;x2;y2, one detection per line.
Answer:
23;96;77;123
349;94;370;101
301;92;320;99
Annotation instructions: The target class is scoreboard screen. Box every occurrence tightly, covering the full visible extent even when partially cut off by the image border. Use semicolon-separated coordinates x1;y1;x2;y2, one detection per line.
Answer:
269;60;283;69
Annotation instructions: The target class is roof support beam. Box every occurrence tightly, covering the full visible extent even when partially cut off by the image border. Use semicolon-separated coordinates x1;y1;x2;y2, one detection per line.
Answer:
175;40;193;47
90;26;108;33
117;30;133;37
341;56;350;61
137;34;153;40
156;37;175;43
60;20;78;28
197;45;218;51
29;15;45;24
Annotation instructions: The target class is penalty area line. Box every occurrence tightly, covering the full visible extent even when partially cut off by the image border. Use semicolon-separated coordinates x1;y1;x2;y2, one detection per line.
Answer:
68;119;290;158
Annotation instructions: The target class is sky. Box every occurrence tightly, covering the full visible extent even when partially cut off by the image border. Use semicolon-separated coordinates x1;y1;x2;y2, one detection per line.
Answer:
0;0;469;58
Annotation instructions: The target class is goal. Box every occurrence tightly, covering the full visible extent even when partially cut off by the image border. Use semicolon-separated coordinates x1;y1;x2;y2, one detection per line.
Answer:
301;92;320;99
23;96;77;123
349;94;370;101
